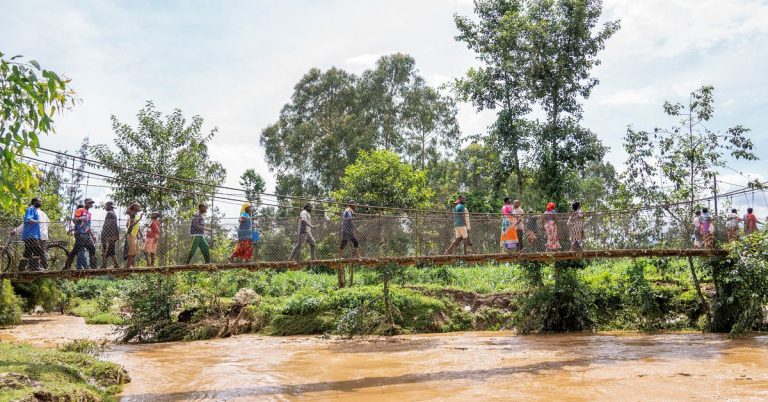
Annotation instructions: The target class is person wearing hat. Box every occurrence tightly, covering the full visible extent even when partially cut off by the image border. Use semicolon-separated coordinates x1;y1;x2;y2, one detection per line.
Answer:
101;201;120;268
65;198;98;269
443;195;477;255
289;203;316;261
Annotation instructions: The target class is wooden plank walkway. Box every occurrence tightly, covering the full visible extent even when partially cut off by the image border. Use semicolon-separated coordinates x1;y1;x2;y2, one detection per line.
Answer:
0;248;727;281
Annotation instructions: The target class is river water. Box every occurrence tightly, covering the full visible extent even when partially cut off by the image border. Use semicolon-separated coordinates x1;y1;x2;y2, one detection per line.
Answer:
3;315;768;401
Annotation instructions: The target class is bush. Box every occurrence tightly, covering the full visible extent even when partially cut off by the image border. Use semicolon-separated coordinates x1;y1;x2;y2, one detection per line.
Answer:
11;278;71;312
514;262;594;333
0;279;23;326
623;260;663;330
58;339;108;357
711;232;768;334
119;275;182;342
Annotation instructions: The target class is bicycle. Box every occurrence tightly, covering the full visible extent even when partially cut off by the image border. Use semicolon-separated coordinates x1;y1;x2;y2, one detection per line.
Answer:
0;230;69;273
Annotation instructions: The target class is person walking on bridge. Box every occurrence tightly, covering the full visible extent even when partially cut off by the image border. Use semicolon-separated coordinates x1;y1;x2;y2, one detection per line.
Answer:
65;198;98;269
567;202;585;251
443;195;477;255
125;203;143;269
101;201;120;269
726;209;742;242
230;203;255;263
20;197;46;271
512;200;525;250
692;210;703;248
744;207;761;235
143;211;161;267
289;203;317;261
338;201;361;259
185;204;212;264
700;207;715;249
543;202;561;251
500;197;518;252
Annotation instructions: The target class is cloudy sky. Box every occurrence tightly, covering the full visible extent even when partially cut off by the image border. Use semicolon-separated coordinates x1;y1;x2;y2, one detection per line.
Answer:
2;0;767;216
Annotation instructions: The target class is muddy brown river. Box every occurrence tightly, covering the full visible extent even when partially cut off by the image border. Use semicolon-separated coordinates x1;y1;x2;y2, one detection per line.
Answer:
2;315;768;401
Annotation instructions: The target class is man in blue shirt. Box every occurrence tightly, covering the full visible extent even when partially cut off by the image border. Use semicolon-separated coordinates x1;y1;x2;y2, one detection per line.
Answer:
443;195;476;255
21;197;46;271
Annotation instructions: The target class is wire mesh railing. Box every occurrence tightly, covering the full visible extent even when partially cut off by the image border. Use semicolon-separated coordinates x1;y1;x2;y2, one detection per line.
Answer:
0;209;729;272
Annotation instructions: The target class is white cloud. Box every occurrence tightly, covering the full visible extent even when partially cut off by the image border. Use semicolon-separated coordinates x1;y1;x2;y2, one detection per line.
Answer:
344;52;389;68
603;0;768;59
593;86;662;106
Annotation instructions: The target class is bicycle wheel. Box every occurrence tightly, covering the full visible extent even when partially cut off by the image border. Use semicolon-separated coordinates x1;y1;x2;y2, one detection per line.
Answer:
46;244;69;271
0;249;11;273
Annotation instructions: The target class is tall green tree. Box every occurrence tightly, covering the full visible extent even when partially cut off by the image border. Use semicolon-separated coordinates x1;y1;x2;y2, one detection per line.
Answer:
92;101;226;217
525;0;619;204
623;85;757;323
261;67;371;197
454;0;618;205
261;55;460;197
360;53;461;166
0;52;75;210
454;0;533;194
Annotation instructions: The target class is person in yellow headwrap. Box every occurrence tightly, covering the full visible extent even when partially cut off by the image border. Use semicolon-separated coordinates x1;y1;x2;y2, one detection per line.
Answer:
229;203;254;262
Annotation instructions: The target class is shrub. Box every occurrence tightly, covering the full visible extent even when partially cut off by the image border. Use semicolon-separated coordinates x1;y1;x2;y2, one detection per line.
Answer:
119;275;182;342
623;260;663;330
0;279;23;326
514;262;594;333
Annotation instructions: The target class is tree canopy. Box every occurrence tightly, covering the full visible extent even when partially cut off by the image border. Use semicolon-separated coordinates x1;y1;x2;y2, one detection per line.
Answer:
0;52;75;210
260;54;459;197
331;150;434;211
91;101;226;217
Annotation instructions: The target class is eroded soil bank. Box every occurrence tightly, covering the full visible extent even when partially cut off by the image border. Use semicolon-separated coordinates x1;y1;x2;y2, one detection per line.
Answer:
2;315;768;401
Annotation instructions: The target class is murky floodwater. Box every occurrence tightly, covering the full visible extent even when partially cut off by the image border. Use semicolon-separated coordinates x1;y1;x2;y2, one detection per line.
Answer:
3;315;768;401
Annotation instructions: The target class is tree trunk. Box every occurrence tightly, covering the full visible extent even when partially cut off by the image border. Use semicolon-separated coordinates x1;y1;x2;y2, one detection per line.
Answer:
687;256;712;325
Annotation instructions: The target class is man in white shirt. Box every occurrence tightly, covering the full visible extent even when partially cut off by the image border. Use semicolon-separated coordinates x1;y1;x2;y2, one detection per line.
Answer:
289;203;317;261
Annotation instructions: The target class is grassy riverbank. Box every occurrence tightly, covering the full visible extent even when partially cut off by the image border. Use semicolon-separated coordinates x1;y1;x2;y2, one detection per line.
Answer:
54;257;710;342
0;341;129;401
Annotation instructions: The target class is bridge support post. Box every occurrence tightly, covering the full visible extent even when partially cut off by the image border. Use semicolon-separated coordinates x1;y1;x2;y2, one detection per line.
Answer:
337;265;346;289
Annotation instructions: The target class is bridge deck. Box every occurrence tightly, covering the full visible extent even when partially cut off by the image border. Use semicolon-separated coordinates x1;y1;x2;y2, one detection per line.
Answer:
0;248;727;281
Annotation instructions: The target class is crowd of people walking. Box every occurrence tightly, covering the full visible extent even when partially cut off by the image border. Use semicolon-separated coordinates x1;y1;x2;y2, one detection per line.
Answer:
9;195;766;271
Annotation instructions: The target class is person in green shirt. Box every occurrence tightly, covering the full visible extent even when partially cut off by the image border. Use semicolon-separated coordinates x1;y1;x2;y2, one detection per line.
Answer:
443;195;477;255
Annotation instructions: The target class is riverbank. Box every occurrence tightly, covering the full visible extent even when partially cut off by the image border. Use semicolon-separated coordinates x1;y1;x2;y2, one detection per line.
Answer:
0;316;127;401
2;314;768;401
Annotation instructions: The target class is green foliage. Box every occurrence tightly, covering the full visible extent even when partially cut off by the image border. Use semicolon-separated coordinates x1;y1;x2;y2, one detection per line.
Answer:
623;260;663;330
0;52;76;210
454;0;618;206
240;168;266;207
0;279;23;326
711;232;768;334
260;54;459;197
57;339;107;358
119;275;182;342
331;150;434;209
623;85;757;231
515;263;594;333
12;278;71;312
91;101;227;218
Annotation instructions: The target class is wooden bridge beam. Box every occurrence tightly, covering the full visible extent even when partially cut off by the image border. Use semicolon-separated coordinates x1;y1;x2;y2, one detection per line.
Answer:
0;249;727;282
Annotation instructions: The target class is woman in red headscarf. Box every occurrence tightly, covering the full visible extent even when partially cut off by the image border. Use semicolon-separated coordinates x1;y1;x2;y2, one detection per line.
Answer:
543;202;561;250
